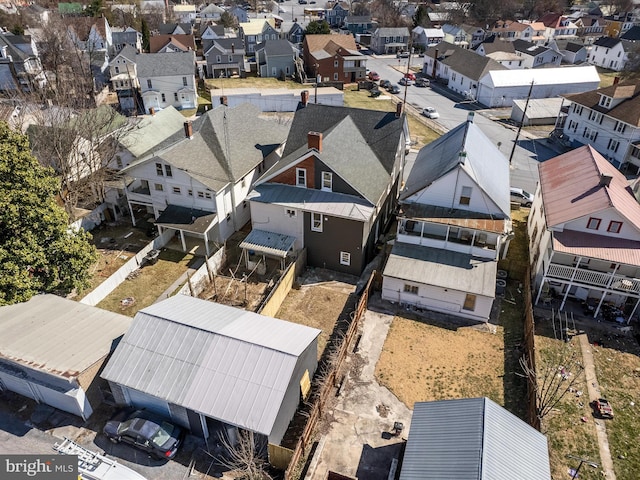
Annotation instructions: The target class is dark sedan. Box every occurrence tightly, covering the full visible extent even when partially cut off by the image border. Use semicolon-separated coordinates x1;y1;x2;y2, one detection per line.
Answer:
103;410;184;460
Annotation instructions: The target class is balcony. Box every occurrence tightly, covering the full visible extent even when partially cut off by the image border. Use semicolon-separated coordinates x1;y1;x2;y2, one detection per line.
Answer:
546;263;640;294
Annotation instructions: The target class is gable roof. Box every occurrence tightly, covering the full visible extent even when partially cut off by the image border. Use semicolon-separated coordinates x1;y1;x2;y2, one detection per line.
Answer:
538;12;563;28
426;42;507;81
304;34;358;55
149;34;195;53
594;36;621;48
119;106;187;158
539;145;640;229
203;38;245;56
374;27;409;37
136;50;195;77
112;28;141;46
239;19;276;35
552;39;586;52
158;22;192;35
401;118;510;218
101;295;320;437
621;25;640;41
563;81;640;126
476;36;516;54
256;39;295;56
399;398;550;480
513;39;550;56
111;44;137;63
266;103;405;205
492;20;529;33
0;294;131;378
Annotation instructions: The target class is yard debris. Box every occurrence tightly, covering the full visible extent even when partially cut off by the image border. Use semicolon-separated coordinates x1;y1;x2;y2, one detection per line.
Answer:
120;297;135;307
376;403;390;418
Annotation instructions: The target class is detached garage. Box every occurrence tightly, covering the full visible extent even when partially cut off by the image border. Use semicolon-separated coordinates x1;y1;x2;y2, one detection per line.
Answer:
0;295;132;420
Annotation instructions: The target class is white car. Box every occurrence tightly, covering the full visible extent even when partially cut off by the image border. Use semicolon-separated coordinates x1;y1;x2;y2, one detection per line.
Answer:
510;187;534;207
422;107;439;119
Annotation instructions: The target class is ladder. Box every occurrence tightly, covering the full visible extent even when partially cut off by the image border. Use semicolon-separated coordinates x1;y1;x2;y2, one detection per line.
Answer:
53;437;102;470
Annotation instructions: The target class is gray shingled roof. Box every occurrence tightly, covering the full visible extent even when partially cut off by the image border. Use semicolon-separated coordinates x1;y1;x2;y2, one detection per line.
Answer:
513;39;550;57
399;398;551;480
154;205;216;234
204;38;245;56
112;44;137;64
374;27;409;36
426;42;507;81
594;36;621;48
136;50;196;77
112;29;140;46
256;39;295;56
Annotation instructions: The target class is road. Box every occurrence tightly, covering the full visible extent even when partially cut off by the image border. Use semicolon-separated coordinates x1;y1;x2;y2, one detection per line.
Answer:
365;54;560;194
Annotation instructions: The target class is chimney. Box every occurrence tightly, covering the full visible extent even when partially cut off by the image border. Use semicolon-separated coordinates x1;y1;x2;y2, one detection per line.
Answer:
613;76;620;85
396;102;403;118
599;173;613;187
231;43;235;54
184;121;193;139
467;112;475;123
432;49;438;78
149;107;155;116
308;131;322;152
301;90;309;106
220;95;227;106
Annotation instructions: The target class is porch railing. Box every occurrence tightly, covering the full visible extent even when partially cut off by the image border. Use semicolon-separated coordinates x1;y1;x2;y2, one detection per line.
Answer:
546;263;640;294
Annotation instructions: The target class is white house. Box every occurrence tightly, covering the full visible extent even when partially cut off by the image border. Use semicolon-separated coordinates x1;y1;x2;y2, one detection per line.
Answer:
136;51;197;113
382;114;512;322
529;145;640;322
475;36;524;69
512;39;561;68
108;45;138;113
173;4;197;23
546;39;588;64
560;81;640;172
412;26;444;50
588;36;631;71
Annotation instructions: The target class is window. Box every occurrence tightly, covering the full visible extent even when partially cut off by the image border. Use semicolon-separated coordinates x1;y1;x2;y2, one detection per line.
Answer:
156;163;163;176
296;168;307;187
174;92;178;101
205;192;212;199
285;208;297;217
154;183;163;191
587;217;601;230
172;186;181;194
608;221;622;233
404;284;418;294
615;121;627;133
462;294;476;311
608;139;620;153
188;189;193;196
228;55;233;62
333;73;338;80
182;76;187;86
340;251;351;266
164;165;172;177
197;191;204;198
311;212;323;232
451;72;457;81
161;93;166;102
321;172;332;191
216;55;221;63
334;60;339;67
147;79;152;88
459;186;472;206
115;66;120;74
582;127;598;141
588;110;603;123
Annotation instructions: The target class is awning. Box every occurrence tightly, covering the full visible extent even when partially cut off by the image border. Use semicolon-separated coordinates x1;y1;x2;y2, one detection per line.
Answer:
155;205;217;234
240;229;296;258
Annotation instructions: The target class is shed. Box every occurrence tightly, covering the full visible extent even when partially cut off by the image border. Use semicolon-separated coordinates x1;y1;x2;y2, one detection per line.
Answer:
510;97;564;125
399;397;551;480
101;295;320;445
0;295;132;420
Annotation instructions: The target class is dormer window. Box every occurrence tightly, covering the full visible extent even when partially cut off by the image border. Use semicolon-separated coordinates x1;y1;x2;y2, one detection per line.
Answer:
599;95;612;108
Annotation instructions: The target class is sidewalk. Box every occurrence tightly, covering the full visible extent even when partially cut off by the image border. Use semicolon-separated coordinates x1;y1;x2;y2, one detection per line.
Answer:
154;256;205;304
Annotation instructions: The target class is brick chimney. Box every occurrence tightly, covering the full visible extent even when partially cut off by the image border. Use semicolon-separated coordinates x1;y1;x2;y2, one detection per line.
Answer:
184;121;193;139
149;107;155;116
220;95;227;106
308;131;322;152
301;90;309;106
396;102;403;118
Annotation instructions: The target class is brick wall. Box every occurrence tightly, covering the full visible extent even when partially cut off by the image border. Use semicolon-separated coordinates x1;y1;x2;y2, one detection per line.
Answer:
270;155;316;187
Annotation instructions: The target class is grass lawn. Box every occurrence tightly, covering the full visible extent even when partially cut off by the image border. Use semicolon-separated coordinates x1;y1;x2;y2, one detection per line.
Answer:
598;67;621;88
205;77;300;90
96;250;197;316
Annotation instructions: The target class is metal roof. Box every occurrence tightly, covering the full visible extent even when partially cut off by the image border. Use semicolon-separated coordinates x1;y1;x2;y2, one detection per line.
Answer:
512;97;563;120
0;295;132;378
383;243;497;297
400;203;509;234
154;205;217;234
552;229;640;267
399;398;551;480
482;65;600;88
101;295;320;436
239;229;296;257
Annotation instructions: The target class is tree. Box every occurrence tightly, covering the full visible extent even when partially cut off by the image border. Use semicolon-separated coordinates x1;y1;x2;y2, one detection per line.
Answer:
215;429;272;480
141;17;151;52
413;5;430;28
85;0;105;17
305;20;331;35
220;11;237;29
0;122;97;306
622;43;640;80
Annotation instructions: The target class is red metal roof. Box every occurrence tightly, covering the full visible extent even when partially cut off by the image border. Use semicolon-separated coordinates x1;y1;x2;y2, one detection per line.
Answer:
552;230;640;266
539;145;640;229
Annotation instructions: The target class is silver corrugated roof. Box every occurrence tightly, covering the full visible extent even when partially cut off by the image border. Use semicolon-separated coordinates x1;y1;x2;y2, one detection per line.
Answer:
399;398;551;480
101;295;320;436
0;295;132;378
383;243;497;297
240;229;296;257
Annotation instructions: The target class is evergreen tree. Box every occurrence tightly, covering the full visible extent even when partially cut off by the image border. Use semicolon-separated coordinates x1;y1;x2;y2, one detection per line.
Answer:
305;20;331;35
141;18;151;52
413;5;429;28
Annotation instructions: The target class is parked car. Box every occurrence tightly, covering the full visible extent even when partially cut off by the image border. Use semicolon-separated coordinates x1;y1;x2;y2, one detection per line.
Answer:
510;187;534;207
422;107;439;119
404;72;416;81
398;77;413;86
592;398;614;419
388;85;401;94
396;51;410;58
370;88;382;98
379;79;392;90
368;71;380;81
415;78;430;87
103;410;184;460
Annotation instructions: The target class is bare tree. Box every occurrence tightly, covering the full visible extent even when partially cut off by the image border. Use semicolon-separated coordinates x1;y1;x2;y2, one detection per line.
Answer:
215;429;273;480
369;0;410;28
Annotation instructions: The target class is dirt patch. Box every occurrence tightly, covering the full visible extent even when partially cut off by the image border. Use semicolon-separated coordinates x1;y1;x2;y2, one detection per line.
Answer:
376;315;505;408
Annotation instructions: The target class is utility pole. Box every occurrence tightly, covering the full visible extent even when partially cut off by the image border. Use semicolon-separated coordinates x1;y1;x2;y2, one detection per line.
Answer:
567;455;598;479
401;40;413;113
508;79;534;165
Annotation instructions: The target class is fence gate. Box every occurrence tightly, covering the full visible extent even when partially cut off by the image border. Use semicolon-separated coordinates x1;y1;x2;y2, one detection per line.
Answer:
268;443;293;471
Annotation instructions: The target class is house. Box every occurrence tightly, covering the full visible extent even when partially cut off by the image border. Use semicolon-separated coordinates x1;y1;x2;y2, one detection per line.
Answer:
490;20;530;41
280;21;306;46
573;14;605;43
210;87;344;111
370;27;410;55
108;45;139;113
398;398;551;479
588;36;631;71
460;23;486;48
538;12;578;40
0;295;131;421
121;103;289;249
101;295;320;445
620;25;640;41
302;34;366;83
157;22;192;35
475;65;600;108
546;39;588;64
560;81;640;172
229;5;248;24
173;3;197;23
149;34;196;53
199;3;225;21
529;145;640;322
65;16;112;53
199;23;227;42
475;36;523;69
512;39;561;68
136;51;197;113
511;97;564;125
111;27;143;54
256;40;297;78
0;32;46;92
442;24;470;48
382;114;511;322
203;38;245;78
239;19;279;54
343;15;372;36
248;100;407;275
325;2;349;27
412;27;444;51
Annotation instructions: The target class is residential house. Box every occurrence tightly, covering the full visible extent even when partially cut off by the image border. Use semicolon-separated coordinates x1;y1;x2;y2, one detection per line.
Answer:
461;23;486;48
412;27;444;51
66;16;113;53
173;4;197;23
199;3;225;21
24;3;49;26
573;14;605;44
248;100;407;276
546;39;588;64
325;2;349;27
199;23;227;43
229;6;248;24
239;19;278;54
603;16;633;38
512;39;561;68
111;27;143;54
538;12;578;40
256;39;297;78
529;145;640;322
280;21;306;46
442;24;470;48
0;32;46;92
475;36;523;69
560;81;640;172
370;27;410;55
382;114;512;322
101;295;320;445
588;36;631;71
0;295;131;421
121;103;289;249
149;34;196;53
303;34;366;83
108;45;139;113
620;25;640;41
158;23;192;35
203;38;245;78
398;398;551;479
490;20;530;41
136;51;197;113
343;15;372;36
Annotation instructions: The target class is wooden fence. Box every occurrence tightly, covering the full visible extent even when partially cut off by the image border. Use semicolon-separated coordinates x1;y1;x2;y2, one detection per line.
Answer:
522;270;540;430
282;271;377;479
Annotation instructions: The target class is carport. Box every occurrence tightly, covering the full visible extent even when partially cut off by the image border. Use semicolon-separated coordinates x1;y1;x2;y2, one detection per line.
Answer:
239;229;296;271
154;205;217;257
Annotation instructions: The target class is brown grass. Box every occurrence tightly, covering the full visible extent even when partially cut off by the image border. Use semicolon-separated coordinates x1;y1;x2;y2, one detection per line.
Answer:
598;67;621;88
205;77;300;90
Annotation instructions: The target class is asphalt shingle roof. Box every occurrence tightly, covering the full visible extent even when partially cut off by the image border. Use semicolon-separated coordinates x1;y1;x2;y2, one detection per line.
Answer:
426;42;507;81
257;39;295;56
594;36;621;48
564;81;640;126
136;50;195;77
